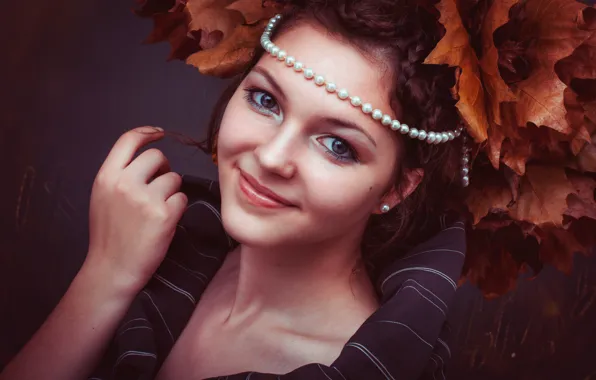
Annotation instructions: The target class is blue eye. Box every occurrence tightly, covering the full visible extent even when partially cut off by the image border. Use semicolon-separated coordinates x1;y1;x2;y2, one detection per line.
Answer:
318;136;358;163
244;88;280;115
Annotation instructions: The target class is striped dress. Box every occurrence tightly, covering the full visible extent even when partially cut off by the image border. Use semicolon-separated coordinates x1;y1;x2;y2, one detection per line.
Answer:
90;175;466;380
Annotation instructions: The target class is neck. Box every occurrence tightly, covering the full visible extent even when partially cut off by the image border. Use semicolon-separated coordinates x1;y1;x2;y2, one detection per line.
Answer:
222;235;378;330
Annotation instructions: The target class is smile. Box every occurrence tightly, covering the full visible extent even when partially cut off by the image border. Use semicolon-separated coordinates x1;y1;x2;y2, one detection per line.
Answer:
238;171;294;209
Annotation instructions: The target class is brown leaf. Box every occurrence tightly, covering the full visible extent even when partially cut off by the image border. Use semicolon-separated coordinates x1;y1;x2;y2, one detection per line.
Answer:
565;170;596;220
186;1;245;47
226;0;284;24
478;0;518;125
465;165;513;224
510;0;592;134
464;223;539;297
576;140;596;172
186;20;266;77
534;225;585;274
425;0;489;143
509;165;575;226
564;88;592;155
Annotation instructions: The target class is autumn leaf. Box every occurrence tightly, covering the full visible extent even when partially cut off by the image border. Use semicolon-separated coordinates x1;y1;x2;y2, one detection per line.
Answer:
186;20;266;77
425;0;489;142
465;164;513;224
508;165;575;226
565;170;596;220
478;0;518;126
535;225;585;274
509;0;592;134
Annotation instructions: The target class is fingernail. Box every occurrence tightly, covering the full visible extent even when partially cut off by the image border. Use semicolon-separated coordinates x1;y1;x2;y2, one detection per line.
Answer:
154;127;164;132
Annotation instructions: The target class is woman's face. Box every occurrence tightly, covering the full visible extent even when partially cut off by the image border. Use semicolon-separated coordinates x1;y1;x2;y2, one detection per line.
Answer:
217;21;402;248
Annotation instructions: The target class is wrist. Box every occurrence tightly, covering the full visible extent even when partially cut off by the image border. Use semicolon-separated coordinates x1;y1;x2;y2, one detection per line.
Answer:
77;255;145;301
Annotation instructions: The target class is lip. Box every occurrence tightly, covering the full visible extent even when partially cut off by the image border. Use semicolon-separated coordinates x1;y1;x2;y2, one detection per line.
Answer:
238;171;295;208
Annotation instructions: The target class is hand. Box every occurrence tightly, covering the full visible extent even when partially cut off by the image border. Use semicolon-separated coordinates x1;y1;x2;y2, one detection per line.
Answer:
86;126;188;291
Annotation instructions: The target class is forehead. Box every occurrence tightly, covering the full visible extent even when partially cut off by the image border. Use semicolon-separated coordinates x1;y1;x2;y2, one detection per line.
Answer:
256;21;396;121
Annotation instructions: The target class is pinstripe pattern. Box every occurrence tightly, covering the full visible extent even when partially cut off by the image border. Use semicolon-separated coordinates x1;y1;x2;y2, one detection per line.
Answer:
90;176;465;380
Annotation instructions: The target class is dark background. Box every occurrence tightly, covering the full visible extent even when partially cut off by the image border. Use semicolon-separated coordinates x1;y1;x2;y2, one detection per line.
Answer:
1;1;596;379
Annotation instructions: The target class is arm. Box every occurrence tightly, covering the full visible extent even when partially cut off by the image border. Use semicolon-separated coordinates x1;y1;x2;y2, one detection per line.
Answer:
2;126;188;380
0;258;139;380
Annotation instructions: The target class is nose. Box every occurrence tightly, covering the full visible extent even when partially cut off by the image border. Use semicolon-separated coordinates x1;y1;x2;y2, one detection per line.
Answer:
253;124;298;179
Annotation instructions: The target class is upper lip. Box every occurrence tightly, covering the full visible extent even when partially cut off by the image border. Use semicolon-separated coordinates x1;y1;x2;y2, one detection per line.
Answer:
241;171;295;206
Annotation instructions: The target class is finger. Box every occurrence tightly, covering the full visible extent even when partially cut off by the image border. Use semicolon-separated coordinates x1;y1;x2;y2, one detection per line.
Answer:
100;126;165;173
148;172;182;201
126;148;171;184
165;192;188;221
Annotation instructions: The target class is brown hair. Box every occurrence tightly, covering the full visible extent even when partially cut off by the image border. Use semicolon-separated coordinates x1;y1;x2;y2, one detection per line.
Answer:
196;0;465;282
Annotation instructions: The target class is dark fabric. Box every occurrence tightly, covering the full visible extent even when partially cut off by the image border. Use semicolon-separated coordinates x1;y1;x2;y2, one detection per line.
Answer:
90;175;466;380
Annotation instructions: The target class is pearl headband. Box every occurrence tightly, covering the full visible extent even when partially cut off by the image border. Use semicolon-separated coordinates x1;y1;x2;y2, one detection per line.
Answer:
260;14;471;187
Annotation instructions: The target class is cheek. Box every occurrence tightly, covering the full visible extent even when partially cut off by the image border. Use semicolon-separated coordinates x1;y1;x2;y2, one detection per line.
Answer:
302;161;391;219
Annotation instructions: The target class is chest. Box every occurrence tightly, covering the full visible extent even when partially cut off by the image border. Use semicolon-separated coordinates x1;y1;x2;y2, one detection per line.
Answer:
156;277;342;380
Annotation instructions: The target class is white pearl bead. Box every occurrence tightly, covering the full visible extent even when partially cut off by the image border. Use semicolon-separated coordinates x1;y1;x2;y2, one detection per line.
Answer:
461;167;469;175
462;176;470;187
326;82;337;93
277;51;287;60
427;132;436;144
391;120;401;130
400;124;409;134
434;134;443;144
270;46;279;56
293;62;303;71
454;128;461;137
417;130;427;140
441;132;449;142
448;132;455;140
350;96;362;106
285;56;295;66
381;115;392;126
372;109;383;120
314;75;325;85
275;14;282;20
337;89;349;99
303;68;314;79
409;128;419;138
362;103;373;113
381;204;390;213
462;156;469;164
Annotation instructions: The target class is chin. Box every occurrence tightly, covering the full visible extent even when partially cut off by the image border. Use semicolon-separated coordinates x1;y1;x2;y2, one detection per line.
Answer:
220;205;301;248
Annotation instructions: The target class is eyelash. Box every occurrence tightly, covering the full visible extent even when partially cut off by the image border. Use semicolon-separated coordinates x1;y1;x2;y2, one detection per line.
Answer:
243;86;359;164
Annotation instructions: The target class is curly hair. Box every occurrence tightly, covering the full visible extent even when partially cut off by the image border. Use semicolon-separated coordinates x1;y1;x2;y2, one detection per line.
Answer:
200;0;465;284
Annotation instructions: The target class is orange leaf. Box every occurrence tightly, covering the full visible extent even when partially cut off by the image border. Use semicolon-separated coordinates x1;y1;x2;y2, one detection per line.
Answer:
425;0;489;143
511;0;592;134
508;165;575;226
186;1;245;49
186;20;266;78
478;0;518;126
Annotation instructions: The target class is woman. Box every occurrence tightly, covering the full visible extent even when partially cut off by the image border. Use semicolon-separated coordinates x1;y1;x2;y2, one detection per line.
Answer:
1;0;468;379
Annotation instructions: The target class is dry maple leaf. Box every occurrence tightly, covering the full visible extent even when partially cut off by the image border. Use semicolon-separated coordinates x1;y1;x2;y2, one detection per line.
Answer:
186;20;267;77
508;165;575;227
564;170;596;220
509;0;592;134
425;0;489;143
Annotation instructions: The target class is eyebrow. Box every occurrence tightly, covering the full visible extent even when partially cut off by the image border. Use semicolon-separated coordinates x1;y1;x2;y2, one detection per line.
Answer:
252;66;377;147
252;66;287;102
322;117;378;147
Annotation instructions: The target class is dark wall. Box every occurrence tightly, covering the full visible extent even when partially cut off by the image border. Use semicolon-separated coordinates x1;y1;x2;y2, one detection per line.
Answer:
1;1;596;379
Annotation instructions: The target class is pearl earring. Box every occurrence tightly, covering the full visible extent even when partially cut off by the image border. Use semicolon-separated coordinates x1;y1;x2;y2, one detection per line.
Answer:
380;204;390;213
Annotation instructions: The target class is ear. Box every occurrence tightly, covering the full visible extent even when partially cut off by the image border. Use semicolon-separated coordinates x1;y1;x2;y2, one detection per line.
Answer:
372;168;424;214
